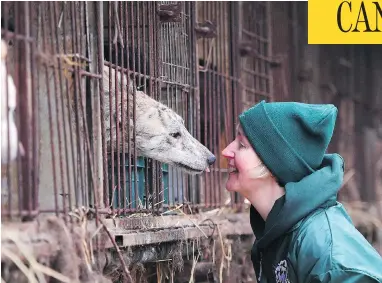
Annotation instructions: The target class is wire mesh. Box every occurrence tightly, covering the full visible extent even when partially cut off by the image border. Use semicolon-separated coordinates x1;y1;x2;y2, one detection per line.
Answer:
0;1;263;219
240;2;273;109
158;1;198;212
196;2;242;209
102;1;161;215
1;2;102;219
1;2;40;220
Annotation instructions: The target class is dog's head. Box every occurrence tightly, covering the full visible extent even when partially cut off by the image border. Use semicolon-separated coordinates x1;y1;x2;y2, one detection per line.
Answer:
103;65;216;174
134;94;216;174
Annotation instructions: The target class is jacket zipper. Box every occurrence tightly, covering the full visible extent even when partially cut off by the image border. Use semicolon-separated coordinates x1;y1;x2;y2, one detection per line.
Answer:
258;251;263;282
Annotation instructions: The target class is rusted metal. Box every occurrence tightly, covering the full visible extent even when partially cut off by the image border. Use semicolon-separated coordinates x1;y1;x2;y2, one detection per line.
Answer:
101;1;172;214
84;2;101;228
130;2;137;212
79;70;102;78
158;1;187;211
12;2;34;219
96;3;108;211
101;220;134;283
93;207;156;215
136;1;143;212
195;20;217;39
143;1;149;212
157;2;182;23
217;1;224;207
29;5;39;215
125;2;132;212
107;2;114;215
71;2;85;208
152;1;160;214
1;1;251;219
240;1;273;117
269;54;283;68
78;6;99;212
2;1;99;218
41;3;59;216
209;1;215;209
49;2;67;219
196;2;238;209
0;30;34;42
119;1;126;213
188;2;199;207
3;210;39;218
61;1;77;211
239;40;258;57
113;1;121;215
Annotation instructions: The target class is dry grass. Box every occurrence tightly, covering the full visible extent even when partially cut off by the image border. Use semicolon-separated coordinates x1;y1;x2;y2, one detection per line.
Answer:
1;214;112;283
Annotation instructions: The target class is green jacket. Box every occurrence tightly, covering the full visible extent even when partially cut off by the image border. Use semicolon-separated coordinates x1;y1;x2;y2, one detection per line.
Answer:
250;154;382;283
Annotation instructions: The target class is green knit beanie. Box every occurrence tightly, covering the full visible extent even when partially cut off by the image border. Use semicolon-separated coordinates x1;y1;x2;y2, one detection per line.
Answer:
239;100;338;185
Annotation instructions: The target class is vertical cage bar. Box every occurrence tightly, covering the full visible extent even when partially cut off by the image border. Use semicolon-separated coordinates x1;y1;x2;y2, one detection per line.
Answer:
30;3;39;214
78;2;89;208
122;2;132;211
48;1;67;217
217;1;223;207
71;1;85;209
53;1;72;215
15;2;34;218
61;1;79;209
41;4;59;215
131;1;139;211
152;1;159;213
108;2;115;214
113;1;121;215
119;1;126;213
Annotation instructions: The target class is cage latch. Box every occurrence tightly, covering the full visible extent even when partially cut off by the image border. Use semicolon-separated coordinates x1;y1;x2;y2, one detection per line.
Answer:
195;21;217;39
157;3;182;23
269;55;283;68
239;41;258;57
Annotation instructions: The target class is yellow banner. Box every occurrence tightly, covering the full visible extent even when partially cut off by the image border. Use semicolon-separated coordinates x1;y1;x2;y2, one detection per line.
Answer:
308;0;382;44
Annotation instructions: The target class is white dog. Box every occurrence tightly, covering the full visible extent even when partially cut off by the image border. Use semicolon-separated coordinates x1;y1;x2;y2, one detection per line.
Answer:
102;66;216;174
1;40;24;164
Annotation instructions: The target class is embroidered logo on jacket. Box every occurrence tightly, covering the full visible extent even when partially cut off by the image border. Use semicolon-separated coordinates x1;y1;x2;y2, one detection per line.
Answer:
274;260;290;283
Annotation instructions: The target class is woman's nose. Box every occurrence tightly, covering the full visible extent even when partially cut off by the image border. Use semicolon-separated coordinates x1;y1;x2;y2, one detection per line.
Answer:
222;144;234;159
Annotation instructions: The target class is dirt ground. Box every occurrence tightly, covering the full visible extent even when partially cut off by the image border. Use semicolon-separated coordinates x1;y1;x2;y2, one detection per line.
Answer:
1;213;257;283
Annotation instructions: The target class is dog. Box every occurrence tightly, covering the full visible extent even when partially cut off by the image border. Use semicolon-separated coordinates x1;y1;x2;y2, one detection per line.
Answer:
1;40;24;164
103;65;216;174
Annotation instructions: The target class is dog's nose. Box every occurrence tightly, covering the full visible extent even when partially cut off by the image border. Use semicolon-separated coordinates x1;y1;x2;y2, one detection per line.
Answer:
207;155;216;165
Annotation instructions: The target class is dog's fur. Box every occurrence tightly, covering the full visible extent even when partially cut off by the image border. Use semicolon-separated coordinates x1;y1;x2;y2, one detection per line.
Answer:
102;65;215;174
1;40;23;164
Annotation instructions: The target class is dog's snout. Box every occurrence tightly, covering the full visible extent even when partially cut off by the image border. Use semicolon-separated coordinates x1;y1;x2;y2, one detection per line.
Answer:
207;155;216;165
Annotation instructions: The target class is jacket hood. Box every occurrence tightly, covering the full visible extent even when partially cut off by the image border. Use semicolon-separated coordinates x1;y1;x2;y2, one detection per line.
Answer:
250;153;345;250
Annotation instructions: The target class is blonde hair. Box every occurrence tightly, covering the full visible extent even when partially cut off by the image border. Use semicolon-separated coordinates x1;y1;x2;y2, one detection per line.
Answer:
247;163;272;179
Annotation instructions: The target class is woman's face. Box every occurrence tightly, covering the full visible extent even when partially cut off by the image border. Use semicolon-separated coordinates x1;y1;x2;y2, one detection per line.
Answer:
222;125;265;193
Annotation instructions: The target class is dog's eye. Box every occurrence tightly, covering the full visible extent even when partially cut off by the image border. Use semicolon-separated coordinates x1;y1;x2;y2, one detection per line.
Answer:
170;132;181;138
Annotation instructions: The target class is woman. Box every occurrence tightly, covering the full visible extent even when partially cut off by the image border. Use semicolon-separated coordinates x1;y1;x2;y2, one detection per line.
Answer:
222;100;382;283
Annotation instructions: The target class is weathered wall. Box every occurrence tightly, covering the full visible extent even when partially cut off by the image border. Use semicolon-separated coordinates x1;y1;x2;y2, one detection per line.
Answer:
269;2;382;205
